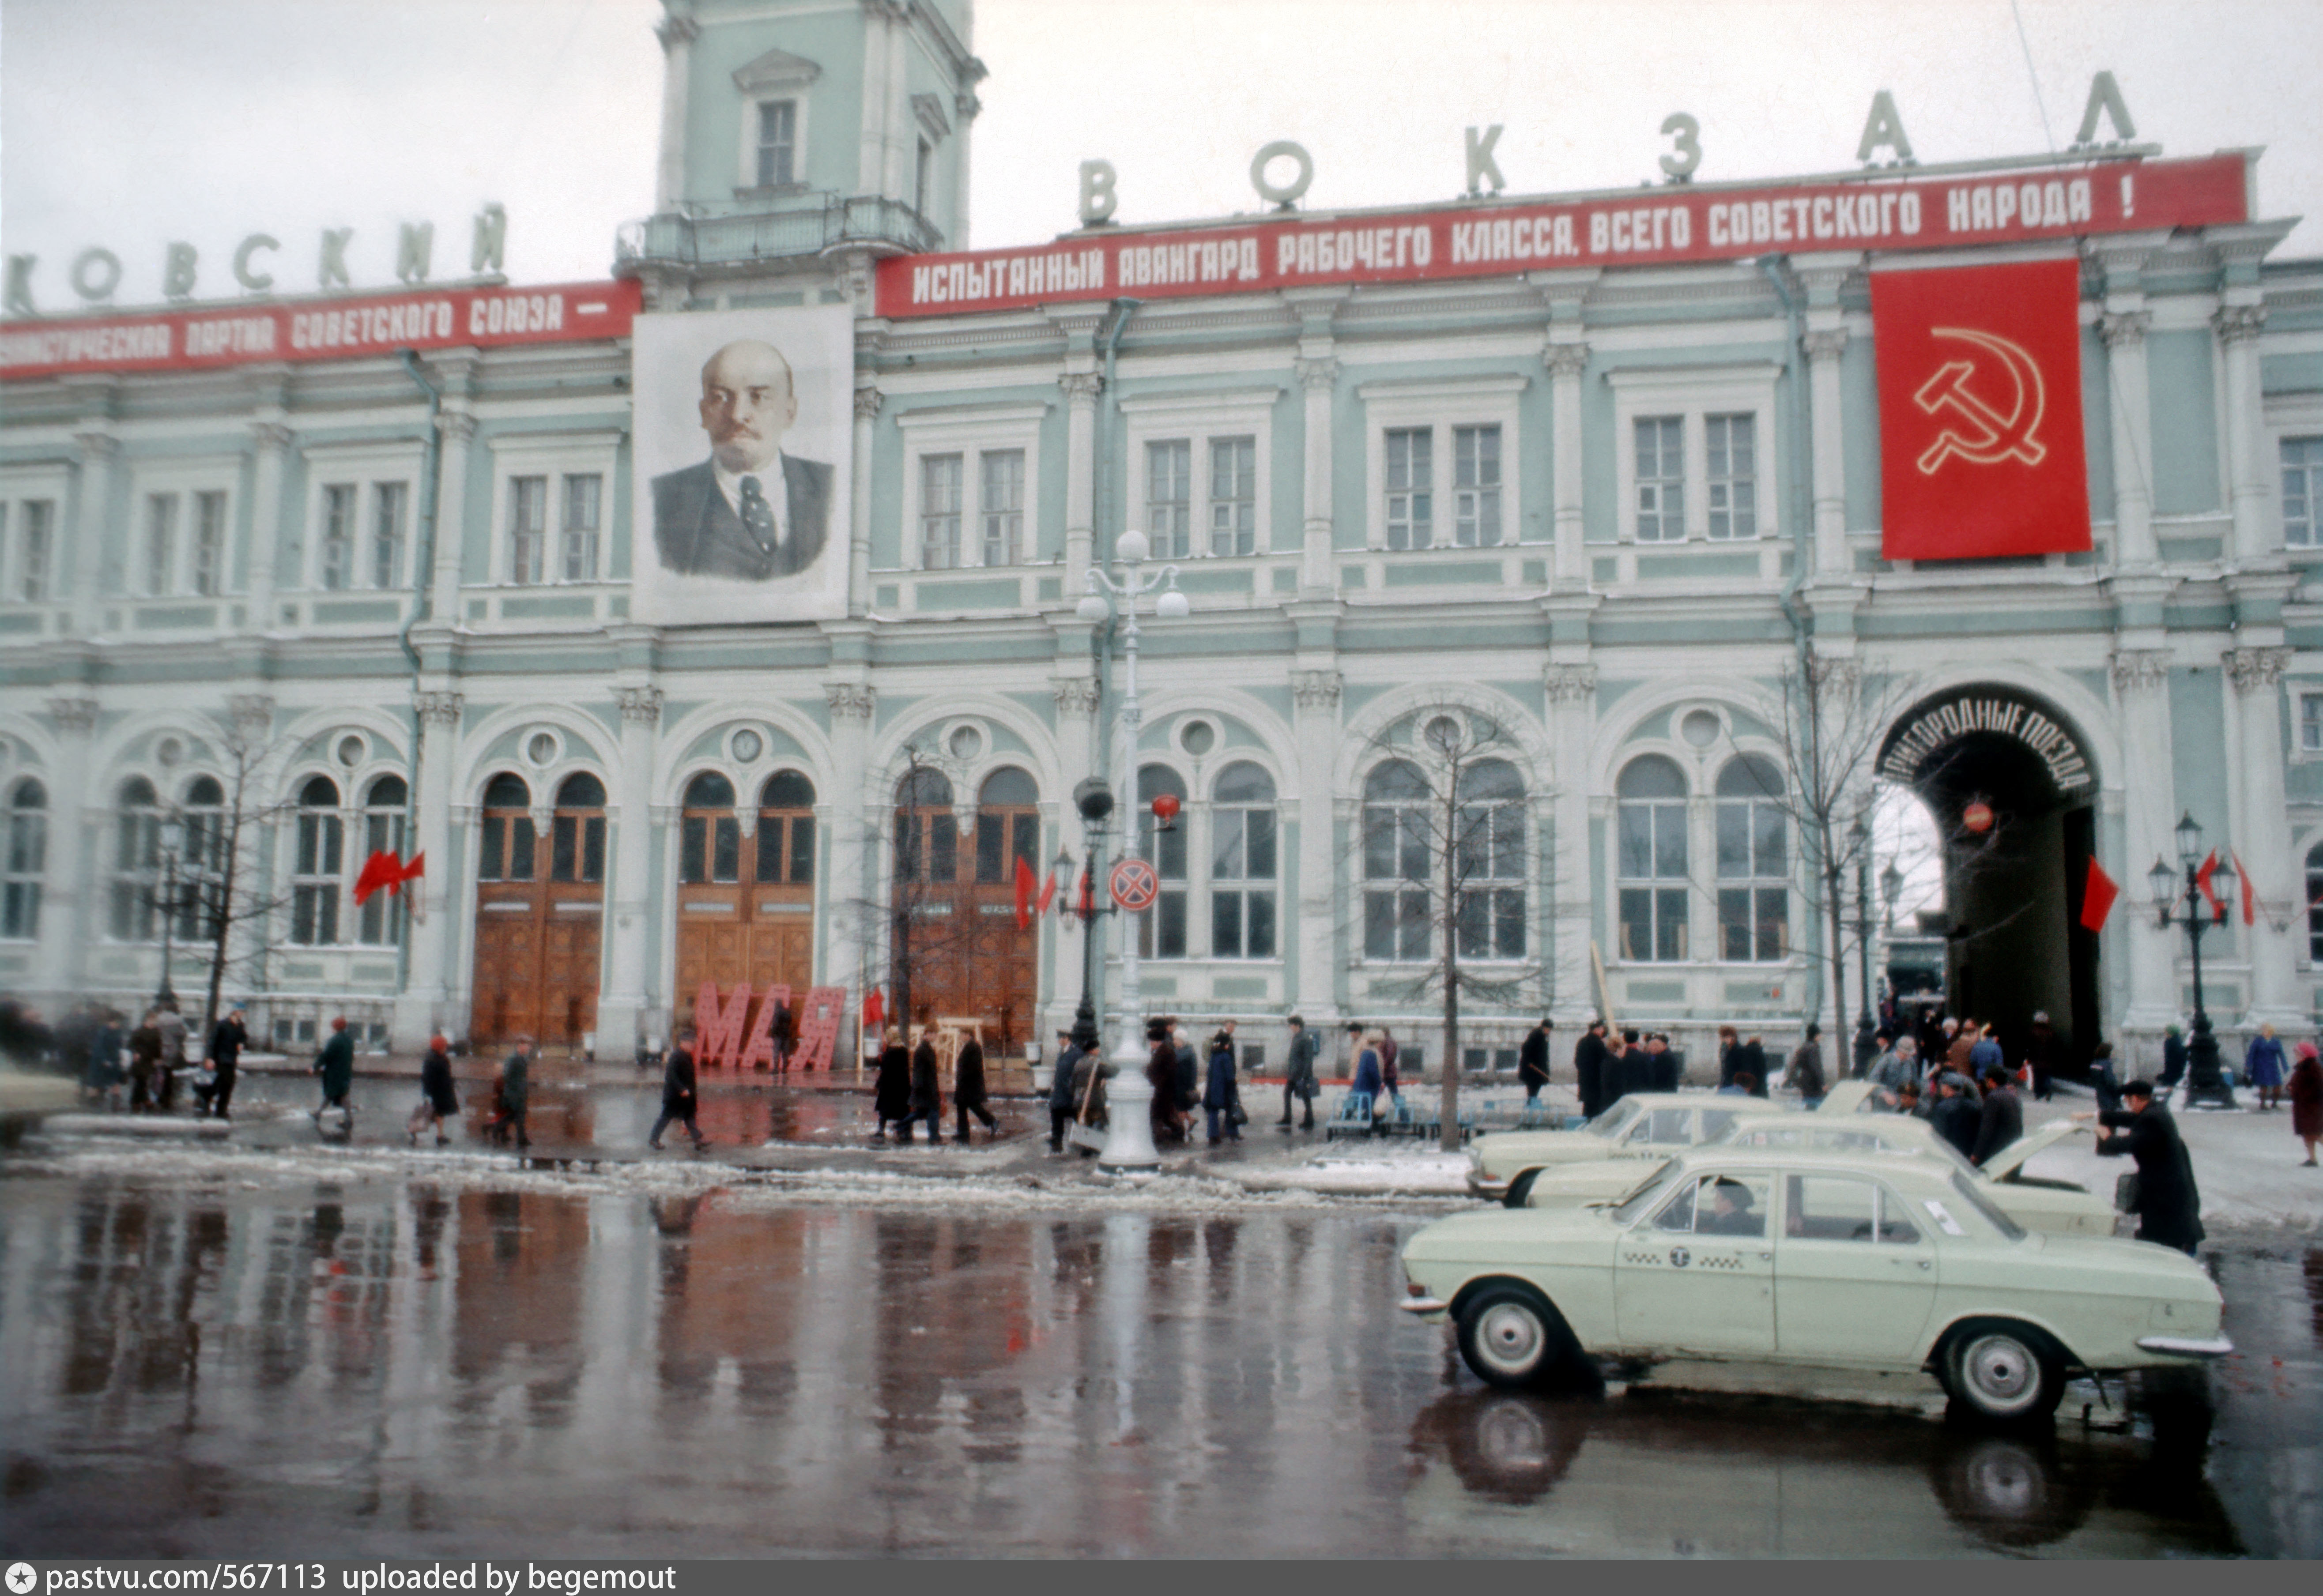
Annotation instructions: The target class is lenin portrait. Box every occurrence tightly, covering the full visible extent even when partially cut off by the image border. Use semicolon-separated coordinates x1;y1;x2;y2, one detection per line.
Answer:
651;339;833;581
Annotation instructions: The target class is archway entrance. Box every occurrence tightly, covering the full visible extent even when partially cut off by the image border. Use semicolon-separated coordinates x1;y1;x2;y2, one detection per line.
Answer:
469;771;605;1052
1876;686;2101;1070
886;766;1041;1053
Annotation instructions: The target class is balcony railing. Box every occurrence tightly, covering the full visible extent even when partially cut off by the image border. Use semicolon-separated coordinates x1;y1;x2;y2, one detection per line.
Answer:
615;197;942;271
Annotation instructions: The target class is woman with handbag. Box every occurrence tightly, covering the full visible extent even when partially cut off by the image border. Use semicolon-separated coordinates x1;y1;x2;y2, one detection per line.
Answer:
1203;1032;1242;1145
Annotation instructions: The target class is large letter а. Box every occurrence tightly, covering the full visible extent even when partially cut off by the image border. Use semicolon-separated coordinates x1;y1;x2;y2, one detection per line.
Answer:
1912;327;2047;474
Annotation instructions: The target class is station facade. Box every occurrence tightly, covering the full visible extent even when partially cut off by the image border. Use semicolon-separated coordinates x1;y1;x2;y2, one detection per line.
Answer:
3;0;2320;1074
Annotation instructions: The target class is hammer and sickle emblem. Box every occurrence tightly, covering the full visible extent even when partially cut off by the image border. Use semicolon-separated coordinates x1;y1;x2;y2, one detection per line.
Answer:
1912;327;2048;475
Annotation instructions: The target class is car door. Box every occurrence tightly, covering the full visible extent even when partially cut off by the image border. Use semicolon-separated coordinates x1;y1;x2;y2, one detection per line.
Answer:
1773;1172;1937;1365
1614;1171;1776;1356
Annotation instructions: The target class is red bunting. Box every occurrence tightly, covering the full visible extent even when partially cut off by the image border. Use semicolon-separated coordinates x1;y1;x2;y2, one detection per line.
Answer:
2078;857;2119;932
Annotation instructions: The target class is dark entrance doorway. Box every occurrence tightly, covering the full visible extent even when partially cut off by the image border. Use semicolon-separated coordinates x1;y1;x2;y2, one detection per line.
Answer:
1877;687;2101;1070
886;766;1041;1053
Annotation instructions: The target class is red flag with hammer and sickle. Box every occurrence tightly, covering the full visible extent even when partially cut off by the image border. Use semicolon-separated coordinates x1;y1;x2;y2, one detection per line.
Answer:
1871;259;2090;561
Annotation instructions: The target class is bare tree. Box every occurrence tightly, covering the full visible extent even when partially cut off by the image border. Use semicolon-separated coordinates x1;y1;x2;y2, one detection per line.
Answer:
1350;705;1545;1151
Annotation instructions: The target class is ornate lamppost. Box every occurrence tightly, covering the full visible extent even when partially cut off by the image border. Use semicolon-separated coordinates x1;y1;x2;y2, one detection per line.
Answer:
2147;810;2240;1110
1076;527;1188;1173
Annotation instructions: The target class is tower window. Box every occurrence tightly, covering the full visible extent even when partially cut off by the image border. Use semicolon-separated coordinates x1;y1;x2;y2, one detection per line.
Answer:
757;100;797;188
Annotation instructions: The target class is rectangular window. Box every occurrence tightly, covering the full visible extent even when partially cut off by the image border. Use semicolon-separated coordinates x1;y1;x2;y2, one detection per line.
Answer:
367;482;406;590
1147;440;1192;559
1635;416;1685;542
756;99;796;188
319;485;354;591
143;493;178;595
789;815;816;884
16;500;51;602
3;803;43;940
920;453;963;569
560;473;601;582
1136;803;1188;959
551;814;606;884
1209;436;1256;556
1210;807;1277;958
508;476;547;585
357;809;405;945
1385;427;1432;550
191;490;227;596
1452;425;1501;547
291;809;343;946
979;450;1024;567
1705;414;1757;540
1619;886;1689;962
2303;693;2323;754
2284;436;2322;548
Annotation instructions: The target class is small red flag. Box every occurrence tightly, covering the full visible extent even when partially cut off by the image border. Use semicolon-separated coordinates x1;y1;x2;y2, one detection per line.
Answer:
2230;849;2255;927
2194;850;2223;918
863;988;885;1031
352;851;396;906
1037;869;1057;916
1014;854;1036;930
2078;857;2119;932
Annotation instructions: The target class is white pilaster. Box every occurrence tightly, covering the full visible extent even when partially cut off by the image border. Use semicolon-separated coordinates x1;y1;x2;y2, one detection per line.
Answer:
595;684;663;1051
428;410;479;620
396;689;463;1046
2109;648;2180;1028
1296;357;1338;596
851;384;881;616
2227;646;2300;1024
1060;370;1100;598
2102;308;2157;567
1803;328;1848;577
1545;342;1589;585
652;13;698;212
2215;301;2273;565
1545;662;1597;1020
36;697;98;1000
244;420;293;630
68;431;117;637
1290;668;1341;1021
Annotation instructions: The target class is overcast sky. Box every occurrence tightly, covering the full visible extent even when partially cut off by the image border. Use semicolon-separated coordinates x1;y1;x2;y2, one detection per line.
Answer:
3;0;2318;309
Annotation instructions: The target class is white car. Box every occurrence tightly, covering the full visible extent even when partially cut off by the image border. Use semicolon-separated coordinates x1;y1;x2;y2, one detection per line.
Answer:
1467;1083;1875;1202
1515;1116;2120;1238
1399;1145;2229;1422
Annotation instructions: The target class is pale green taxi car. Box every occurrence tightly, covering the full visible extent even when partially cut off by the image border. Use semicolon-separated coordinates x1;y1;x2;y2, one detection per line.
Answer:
1400;1145;2229;1423
1516;1116;2119;1238
1467;1083;1874;1203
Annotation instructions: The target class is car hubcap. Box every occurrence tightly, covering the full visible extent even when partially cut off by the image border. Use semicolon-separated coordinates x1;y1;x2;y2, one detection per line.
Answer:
1963;1334;2035;1407
1475;1303;1544;1374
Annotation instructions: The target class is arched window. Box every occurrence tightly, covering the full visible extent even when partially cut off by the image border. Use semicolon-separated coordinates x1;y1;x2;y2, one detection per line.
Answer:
551;771;606;885
3;778;45;939
358;774;410;945
975;767;1039;886
1137;764;1188;958
109;777;162;941
1456;758;1527;959
680;771;739;885
175;774;226;944
1210;762;1276;959
1617;755;1688;962
1363;759;1431;961
2308;839;2323;963
478;772;533;882
1715;755;1789;962
892;767;954;884
759;770;817;885
290;775;343;945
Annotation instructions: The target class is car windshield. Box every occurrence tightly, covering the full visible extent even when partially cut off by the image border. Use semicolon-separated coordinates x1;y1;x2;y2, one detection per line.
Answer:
1610;1162;1684;1225
1587;1099;1644;1141
1948;1171;2027;1242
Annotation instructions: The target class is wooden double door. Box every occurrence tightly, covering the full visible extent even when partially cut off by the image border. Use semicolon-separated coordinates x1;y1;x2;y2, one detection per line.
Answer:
672;775;817;1030
469;777;606;1051
889;791;1040;1054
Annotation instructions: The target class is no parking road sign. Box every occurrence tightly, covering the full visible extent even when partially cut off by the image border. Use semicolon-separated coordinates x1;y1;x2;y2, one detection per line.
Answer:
1109;858;1160;912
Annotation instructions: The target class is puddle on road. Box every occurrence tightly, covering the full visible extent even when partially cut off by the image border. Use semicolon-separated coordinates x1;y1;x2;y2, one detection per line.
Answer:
0;1167;2309;1557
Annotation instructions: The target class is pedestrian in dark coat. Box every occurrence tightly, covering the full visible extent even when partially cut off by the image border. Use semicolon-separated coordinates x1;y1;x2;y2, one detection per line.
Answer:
313;1016;357;1131
497;1036;532;1148
415;1034;460;1145
2088;1040;2123;1115
126;1013;162;1111
1278;1015;1320;1131
1968;1066;2022;1167
904;1035;943;1144
1517;1018;1552;1101
205;1006;247;1120
1173;1023;1200;1114
1574;1021;1611;1119
1647;1034;1679;1092
2159;1025;2187;1092
1930;1074;1981;1158
1147;1022;1187;1145
1047;1030;1082;1151
649;1031;707;1149
1738;1035;1770;1099
1379;1028;1401;1098
873;1026;912;1138
2286;1042;2322;1167
1716;1025;1742;1091
1788;1025;1826;1105
87;1013;124;1105
1203;1036;1242;1144
953;1036;997;1143
2025;1012;2064;1100
2086;1082;2205;1254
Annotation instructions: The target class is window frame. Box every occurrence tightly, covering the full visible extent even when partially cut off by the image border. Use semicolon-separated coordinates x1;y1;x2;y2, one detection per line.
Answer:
1714;753;1791;963
300;441;423;595
287;775;346;948
894;403;1048;573
2282;433;2323;550
1119;388;1280;562
1356;375;1528;553
356;775;411;946
1608;364;1780;546
2;777;46;941
1207;761;1280;961
733;83;813;196
1136;763;1191;960
1361;758;1435;964
483;433;622;589
0;471;68;604
1615;755;1692;964
124;459;239;598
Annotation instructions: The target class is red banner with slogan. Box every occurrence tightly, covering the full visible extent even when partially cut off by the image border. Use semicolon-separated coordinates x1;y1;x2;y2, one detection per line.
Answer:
1871;259;2090;561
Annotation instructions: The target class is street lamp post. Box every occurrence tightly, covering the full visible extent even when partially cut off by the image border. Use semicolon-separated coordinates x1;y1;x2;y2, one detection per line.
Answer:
1851;815;1877;1073
1064;779;1112;1060
155;813;186;1008
2147;811;2240;1110
1078;527;1188;1174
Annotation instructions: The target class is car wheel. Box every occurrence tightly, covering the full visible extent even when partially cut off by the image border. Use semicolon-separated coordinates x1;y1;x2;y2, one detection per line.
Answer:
1456;1284;1575;1390
1946;1325;2065;1423
1501;1168;1542;1209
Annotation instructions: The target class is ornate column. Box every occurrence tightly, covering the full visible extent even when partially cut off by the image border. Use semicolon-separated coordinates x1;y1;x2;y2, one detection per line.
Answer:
652;13;698;213
69;432;118;636
2108;649;2179;1027
1545;663;1597;1019
1290;668;1342;1022
2213;304;2273;565
37;697;99;999
1545;342;1590;585
2096;310;2156;567
396;689;463;1046
244;421;294;629
2227;646;2300;1024
1059;370;1101;598
825;679;877;1059
428;407;479;621
1803;328;1849;577
596;685;664;1052
850;384;881;617
1295;357;1339;595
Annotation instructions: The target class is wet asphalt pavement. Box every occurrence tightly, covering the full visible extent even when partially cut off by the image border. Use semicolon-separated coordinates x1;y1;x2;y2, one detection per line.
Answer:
1;1080;2317;1558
